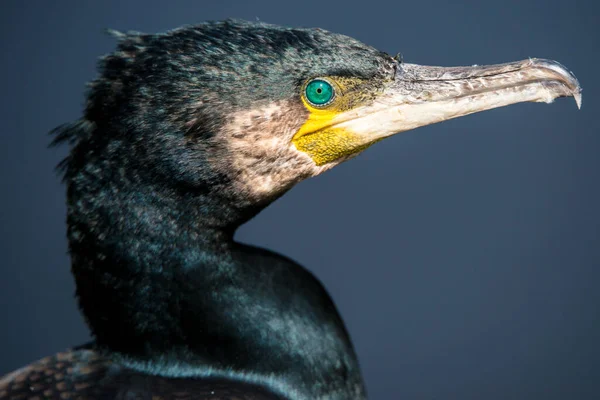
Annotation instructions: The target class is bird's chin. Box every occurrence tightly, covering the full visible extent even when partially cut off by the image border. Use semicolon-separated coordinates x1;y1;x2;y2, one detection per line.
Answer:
328;58;581;146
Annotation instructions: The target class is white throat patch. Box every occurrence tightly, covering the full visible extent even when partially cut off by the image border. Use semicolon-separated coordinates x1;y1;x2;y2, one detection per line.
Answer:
217;102;333;202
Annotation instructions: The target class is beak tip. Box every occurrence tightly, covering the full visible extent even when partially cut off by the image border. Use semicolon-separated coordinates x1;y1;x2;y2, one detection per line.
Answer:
574;91;583;110
530;58;582;110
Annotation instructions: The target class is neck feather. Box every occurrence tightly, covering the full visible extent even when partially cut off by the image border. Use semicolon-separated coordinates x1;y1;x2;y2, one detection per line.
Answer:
65;164;366;400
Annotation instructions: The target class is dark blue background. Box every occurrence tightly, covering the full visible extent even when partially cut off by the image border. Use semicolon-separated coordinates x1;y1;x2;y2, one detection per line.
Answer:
1;1;598;399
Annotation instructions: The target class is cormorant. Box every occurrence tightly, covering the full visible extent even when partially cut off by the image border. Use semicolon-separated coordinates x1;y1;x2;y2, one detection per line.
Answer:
0;20;581;400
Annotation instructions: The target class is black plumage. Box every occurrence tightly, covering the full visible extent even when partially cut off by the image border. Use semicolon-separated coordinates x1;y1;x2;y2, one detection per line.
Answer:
3;20;383;400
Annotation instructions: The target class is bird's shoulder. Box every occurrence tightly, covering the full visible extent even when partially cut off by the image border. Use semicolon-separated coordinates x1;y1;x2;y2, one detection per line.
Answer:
0;348;285;400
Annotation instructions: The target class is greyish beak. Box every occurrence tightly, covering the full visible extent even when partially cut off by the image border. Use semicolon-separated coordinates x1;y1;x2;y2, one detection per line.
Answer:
336;58;581;140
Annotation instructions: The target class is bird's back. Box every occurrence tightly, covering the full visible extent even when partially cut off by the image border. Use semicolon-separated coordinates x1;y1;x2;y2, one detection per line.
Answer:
0;348;284;400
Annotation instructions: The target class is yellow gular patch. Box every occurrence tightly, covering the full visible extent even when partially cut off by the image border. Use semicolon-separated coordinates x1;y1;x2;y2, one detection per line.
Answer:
293;127;371;166
292;77;380;166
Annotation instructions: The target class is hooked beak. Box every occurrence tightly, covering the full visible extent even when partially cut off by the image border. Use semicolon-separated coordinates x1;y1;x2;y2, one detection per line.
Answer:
335;58;581;141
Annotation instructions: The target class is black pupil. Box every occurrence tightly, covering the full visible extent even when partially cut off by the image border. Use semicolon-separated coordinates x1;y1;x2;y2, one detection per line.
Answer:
316;88;322;94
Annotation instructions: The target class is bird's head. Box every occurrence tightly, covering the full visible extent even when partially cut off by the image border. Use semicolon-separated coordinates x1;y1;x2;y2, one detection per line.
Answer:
56;20;581;230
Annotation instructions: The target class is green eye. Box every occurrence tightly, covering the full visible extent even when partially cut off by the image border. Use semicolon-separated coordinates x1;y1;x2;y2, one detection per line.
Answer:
305;79;335;106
